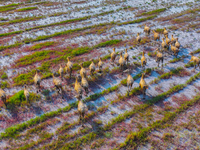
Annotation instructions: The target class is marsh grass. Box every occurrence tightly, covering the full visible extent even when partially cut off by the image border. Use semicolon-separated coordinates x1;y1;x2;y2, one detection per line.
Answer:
136;8;166;17
0;6;17;12
6;90;40;110
0;16;43;26
16;6;37;12
29;41;57;51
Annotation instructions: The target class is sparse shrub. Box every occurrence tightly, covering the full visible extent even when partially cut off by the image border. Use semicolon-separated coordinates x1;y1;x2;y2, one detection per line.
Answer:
1;72;8;79
0;81;10;89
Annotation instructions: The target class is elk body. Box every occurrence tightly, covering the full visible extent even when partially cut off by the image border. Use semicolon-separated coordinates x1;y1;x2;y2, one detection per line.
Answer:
189;52;200;69
155;48;164;67
98;57;103;73
144;24;150;35
141;51;147;68
52;73;63;98
139;73;148;99
75;76;83;99
175;38;180;49
24;85;30;103
77;98;87;127
153;30;160;41
119;51;126;72
81;74;89;95
89;59;95;75
170;44;179;58
136;33;141;44
163;27;168;36
124;49;129;65
171;35;176;45
110;48;117;64
59;65;64;80
123;69;134;95
165;35;170;46
162;38;167;49
33;69;41;93
65;57;73;79
0;88;6;107
79;63;86;77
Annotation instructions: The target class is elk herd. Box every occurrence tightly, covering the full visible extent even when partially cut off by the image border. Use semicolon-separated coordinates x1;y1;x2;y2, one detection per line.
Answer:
0;24;199;126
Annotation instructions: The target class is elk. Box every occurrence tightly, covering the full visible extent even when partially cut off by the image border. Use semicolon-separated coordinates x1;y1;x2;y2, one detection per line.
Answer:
76;96;87;127
0;87;6;107
189;52;200;70
110;48;117;64
144;24;150;35
165;34;170;46
59;64;64;81
136;33;141;44
75;76;83;99
124;48;129;65
79;63;86;78
152;30;160;41
119;51;126;72
123;69;134;95
52;72;63;98
89;59;95;75
139;73;148;99
155;48;164;67
81;73;89;95
175;38;180;49
163;27;168;36
24;85;30;103
141;51;147;68
98;57;103;73
171;34;176;45
170;44;179;58
162;38;167;49
65;56;73;79
33;69;41;93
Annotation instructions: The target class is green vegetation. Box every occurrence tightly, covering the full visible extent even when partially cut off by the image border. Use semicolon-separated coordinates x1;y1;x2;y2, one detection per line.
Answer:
0;18;8;21
16;6;38;12
185;62;194;68
29;41;56;51
61;132;97;149
6;90;40;109
1;72;8;79
0;16;43;26
0;7;16;12
94;39;121;48
0;31;23;37
118;15;157;25
15;50;55;67
0;3;19;12
0;42;22;52
193;48;200;54
169;57;181;63
0;3;19;9
137;8;166;16
155;28;164;33
150;67;186;85
0;81;10;89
